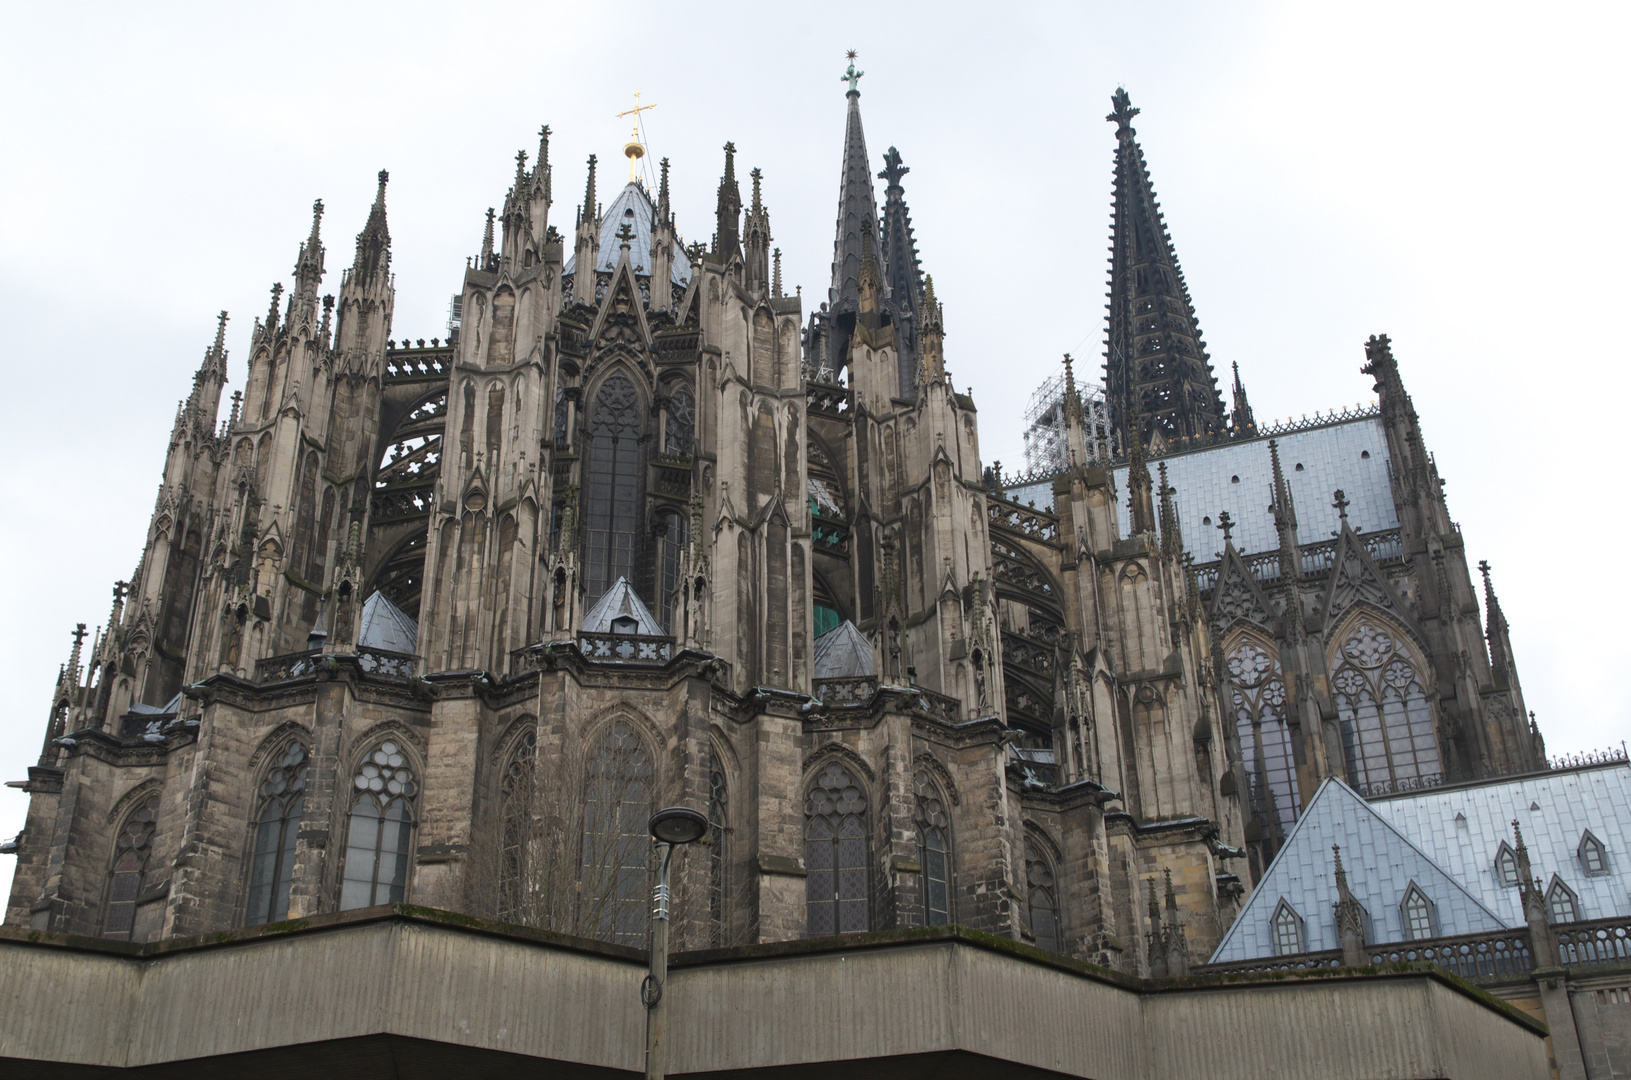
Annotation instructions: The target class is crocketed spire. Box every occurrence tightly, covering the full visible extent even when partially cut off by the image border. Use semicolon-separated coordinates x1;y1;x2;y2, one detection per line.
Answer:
352;170;391;281
1104;89;1227;450
826;68;882;373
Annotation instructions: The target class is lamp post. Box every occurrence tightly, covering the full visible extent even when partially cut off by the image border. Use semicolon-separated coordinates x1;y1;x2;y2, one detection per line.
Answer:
644;806;708;1080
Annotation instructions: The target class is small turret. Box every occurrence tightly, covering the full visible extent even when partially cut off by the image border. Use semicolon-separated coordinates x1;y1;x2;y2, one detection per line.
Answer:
714;142;742;261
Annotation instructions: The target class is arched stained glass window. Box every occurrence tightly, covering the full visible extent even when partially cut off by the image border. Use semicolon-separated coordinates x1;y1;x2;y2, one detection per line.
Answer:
805;763;869;936
655;511;688;634
340;741;417;910
1024;837;1058;953
581;721;651;946
915;774;951;926
584;374;643;604
708;760;728;947
1226;641;1300;844
498;730;536;922
665;385;695;456
245;743;308;926
1331;623;1441;794
104;793;160;940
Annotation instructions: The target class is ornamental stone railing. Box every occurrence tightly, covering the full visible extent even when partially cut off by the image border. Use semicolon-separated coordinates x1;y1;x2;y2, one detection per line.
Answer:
807;385;853;419
357;647;417;678
987;496;1061;545
1200;951;1345;976
1557;918;1631;966
914;687;963;724
578;632;674;665
257;649;321;683
1193;527;1405;596
383;344;453;383
812;675;879;705
1368;928;1533;979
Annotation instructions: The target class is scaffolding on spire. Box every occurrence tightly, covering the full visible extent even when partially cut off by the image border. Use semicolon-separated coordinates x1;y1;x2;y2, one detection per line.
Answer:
1022;371;1118;474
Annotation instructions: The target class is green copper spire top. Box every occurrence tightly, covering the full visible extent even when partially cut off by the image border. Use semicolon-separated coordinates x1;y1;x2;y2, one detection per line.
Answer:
841;50;864;94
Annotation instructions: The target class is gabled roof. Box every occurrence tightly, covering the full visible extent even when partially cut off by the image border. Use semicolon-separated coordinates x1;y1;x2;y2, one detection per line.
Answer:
582;577;665;636
813;620;875;679
358;591;418;654
1369;762;1631;928
1210;778;1507;963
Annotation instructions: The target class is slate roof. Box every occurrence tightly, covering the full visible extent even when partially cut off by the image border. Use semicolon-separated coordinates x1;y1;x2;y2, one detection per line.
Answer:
1209;777;1508;963
812;620;875;680
563;181;692;285
1369;762;1631;927
358;591;419;654
582;577;666;636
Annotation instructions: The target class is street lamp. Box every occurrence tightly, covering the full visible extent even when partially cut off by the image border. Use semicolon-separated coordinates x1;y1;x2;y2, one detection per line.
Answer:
644;806;708;1080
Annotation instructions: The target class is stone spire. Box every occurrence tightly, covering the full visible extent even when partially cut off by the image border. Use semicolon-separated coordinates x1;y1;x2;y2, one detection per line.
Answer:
743;164;771;293
481;207;496;271
1512;821;1557;965
1268;439;1304;638
714;142;742;259
351;170;391;282
1332;845;1367;967
879;146;923;398
826;57;883;373
1230;361;1256;435
1480;560;1515;690
294;199;325;294
1104;88;1227;450
917;275;945;385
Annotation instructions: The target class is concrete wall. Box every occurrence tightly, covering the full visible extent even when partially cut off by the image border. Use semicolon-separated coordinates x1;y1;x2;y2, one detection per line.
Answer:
0;910;1549;1079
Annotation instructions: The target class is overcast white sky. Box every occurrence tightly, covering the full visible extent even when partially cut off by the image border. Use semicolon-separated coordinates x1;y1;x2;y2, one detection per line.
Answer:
1;2;1626;904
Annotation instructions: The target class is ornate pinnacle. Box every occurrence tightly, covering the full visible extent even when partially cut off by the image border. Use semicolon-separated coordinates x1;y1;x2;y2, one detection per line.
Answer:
772;247;782;297
750;166;763;215
722;141;737;184
1107;87;1140;132
213;310;229;354
1332;489;1350;526
841;50;865;93
514;148;528;185
1216;509;1234;544
583;154;597;222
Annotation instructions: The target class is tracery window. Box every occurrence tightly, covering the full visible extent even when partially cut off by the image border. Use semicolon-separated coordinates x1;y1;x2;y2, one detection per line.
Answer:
708;760;728;947
1272;899;1304;956
245;743;308;926
498;730;536;922
1226;641;1300;842
1331;623;1440;793
1547;877;1580;924
914;774;951;926
665;385;695;456
554;387;570;450
104;792;160;940
1401;883;1435;940
1023;837;1058;953
655;510;688;634
584;373;644;604
805;763;869;936
340;741;417;910
581;721;651;946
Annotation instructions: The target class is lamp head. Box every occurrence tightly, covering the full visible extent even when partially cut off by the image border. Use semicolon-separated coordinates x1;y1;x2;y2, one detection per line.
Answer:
649;806;708;846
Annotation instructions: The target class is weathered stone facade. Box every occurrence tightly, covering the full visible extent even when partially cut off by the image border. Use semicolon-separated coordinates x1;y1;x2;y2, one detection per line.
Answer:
5;76;1543;981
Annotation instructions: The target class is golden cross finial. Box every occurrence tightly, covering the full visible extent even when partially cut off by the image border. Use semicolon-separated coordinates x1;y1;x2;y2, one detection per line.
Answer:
617;91;658;182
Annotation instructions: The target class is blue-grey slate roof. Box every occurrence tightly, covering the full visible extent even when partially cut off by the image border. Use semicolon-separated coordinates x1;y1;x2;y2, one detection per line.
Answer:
1210;777;1507;963
582;577;666;636
1369;763;1631;927
563;181;692;285
358;591;418;654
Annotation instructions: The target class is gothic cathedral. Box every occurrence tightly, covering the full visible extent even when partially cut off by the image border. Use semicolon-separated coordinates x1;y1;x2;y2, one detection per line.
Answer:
6;71;1544;975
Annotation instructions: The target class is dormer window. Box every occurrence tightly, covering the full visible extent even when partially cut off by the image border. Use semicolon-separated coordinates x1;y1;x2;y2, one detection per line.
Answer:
1580;830;1609;876
1546;876;1580;924
610;615;640;636
1495;842;1520;886
1401;882;1436;940
1271;898;1304;956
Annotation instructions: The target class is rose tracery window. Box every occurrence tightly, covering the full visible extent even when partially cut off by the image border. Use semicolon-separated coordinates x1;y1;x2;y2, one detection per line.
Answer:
1331;623;1440;793
805;763;869;936
246;742;308;926
1226;641;1300;845
340;741;417;910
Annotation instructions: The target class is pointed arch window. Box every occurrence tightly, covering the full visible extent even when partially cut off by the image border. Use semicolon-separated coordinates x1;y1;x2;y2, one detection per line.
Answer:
584;374;644;606
1401;883;1436;940
1547;876;1581;924
914;773;951;926
245;743;308;926
1225;640;1300;844
1331;623;1441;793
1580;830;1609;876
805;762;869;936
665;384;695;456
707;758;728;947
1495;841;1520;886
1023;837;1058;953
1271;899;1305;956
581;721;652;946
498;730;536;922
340;741;417;910
654;510;688;634
103;792;160;940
